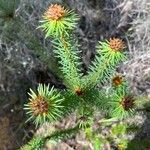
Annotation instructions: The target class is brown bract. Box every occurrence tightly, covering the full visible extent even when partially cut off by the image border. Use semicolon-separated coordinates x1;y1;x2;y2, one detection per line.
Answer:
120;96;135;111
75;87;84;96
112;76;123;86
29;95;49;115
109;38;125;51
43;4;66;21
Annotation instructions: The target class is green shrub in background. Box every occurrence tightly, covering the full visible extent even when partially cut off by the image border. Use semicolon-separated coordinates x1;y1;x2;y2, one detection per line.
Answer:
0;0;60;75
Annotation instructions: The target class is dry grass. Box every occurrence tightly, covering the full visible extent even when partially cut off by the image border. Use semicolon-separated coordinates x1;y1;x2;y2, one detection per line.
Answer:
120;0;150;94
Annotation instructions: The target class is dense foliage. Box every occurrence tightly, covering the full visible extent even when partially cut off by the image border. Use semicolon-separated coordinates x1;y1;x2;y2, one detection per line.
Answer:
22;3;140;150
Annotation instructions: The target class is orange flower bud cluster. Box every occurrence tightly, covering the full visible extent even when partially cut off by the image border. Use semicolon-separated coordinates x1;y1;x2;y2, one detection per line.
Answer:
75;87;84;96
29;95;49;115
109;38;125;51
120;96;135;111
43;4;66;21
112;76;123;86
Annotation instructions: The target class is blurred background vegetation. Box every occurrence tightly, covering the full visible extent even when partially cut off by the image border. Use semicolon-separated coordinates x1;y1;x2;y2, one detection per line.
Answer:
0;0;150;149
